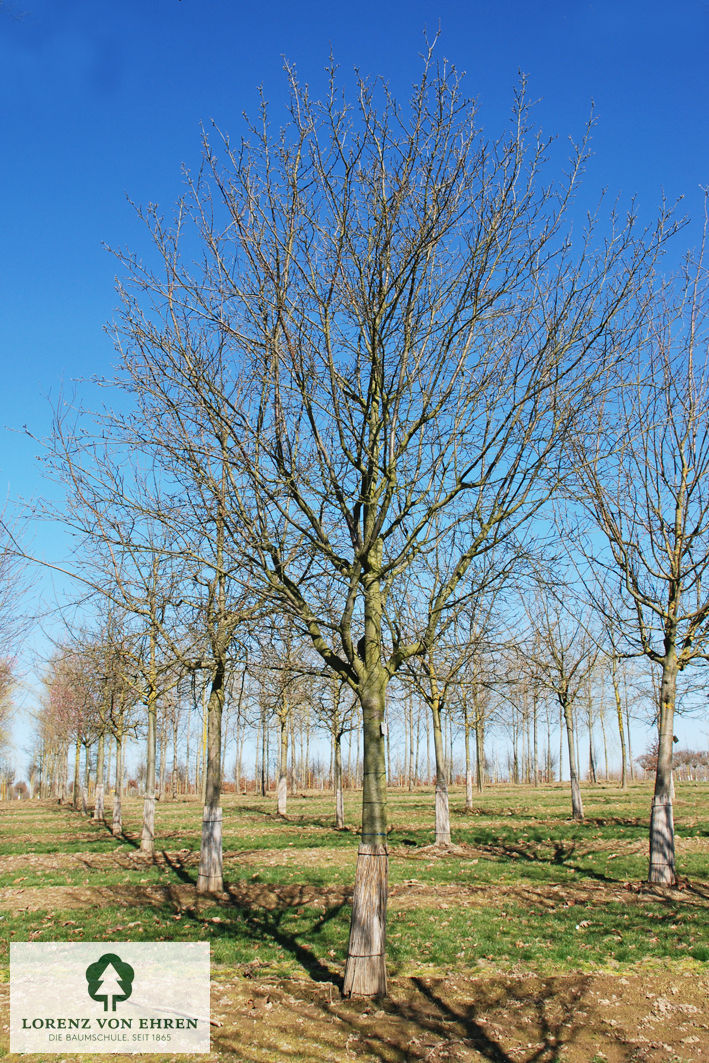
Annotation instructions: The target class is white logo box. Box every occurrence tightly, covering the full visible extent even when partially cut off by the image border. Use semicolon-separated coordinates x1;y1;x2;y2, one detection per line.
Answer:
10;942;210;1054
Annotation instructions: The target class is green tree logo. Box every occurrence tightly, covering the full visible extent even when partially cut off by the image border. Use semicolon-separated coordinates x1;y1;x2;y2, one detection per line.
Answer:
85;953;135;1011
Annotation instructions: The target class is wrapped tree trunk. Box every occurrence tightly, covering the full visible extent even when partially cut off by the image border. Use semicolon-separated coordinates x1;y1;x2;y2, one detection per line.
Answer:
94;730;105;821
112;717;123;836
463;696;473;812
82;745;89;813
648;652;677;884
561;696;584;821
343;676;388;998
141;581;160;854
197;658;225;894
72;732;81;809
140;685;157;853
277;703;288;817
431;700;451;846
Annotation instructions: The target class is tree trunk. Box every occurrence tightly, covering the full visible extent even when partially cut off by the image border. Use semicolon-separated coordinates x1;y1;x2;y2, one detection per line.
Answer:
105;734;113;804
277;707;288;817
290;708;297;794
260;702;268;797
200;685;208;805
511;709;519;784
94;731;105;821
612;656;628;788
141;599;159;852
158;709;167;800
343;676;388;998
648;653;677;884
235;714;244;794
408;698;415;791
447;710;454;785
185;706;191;795
112;720;123;836
431;701;451;846
141;684;157;853
463;698;473;812
171;709;179;799
475;712;485;793
334;731;344;829
414;706;420;785
532;691;539;786
197;658;225;894
626;704;634;780
587;707;598;784
561;697;584;820
82;742;90;812
72;732;81;809
599;704;609;781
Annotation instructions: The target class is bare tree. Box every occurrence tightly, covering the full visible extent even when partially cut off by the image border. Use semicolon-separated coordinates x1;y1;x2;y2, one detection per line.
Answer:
523;592;599;819
108;50;669;994
571;227;709;883
401;574;503;843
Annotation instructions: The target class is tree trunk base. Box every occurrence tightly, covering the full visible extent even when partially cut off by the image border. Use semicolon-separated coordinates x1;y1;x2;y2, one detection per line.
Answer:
435;786;451;846
197;805;223;893
648;794;676;885
335;786;344;830
570;778;584;821
277;775;287;817
94;784;104;822
140;794;155;853
343;844;388;998
112;795;122;836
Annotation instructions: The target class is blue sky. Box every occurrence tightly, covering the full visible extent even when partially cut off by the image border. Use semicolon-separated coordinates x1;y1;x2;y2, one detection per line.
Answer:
1;0;708;763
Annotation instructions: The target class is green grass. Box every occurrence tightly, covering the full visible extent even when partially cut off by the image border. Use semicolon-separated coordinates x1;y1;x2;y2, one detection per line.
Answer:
1;781;707;982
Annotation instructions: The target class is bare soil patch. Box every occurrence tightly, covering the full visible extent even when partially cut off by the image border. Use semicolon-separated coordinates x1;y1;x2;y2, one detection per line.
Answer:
3;847;707;917
1;968;707;1062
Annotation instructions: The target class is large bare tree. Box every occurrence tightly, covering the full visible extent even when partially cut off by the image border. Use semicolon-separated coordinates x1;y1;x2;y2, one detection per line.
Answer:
570;230;709;883
111;52;668;994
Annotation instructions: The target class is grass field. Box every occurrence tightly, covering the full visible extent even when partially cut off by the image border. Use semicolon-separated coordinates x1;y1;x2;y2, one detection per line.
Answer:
1;782;707;1062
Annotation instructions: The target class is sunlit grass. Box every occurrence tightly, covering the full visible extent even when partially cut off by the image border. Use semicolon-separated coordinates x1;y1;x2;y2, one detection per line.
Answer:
1;781;707;983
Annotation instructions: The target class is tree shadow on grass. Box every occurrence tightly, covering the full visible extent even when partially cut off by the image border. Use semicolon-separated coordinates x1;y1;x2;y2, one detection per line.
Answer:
469;840;619;886
181;891;347;991
209;971;591;1062
160;849;196;884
